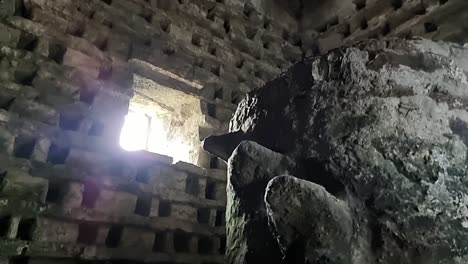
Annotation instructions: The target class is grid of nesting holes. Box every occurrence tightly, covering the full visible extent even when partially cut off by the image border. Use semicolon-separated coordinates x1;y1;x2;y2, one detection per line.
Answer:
183;172;219;201
345;0;446;39
196;207;225;226
74;222;220;253
75;222;219;255
12;135;71;165
3;0;226;260
0;215;37;242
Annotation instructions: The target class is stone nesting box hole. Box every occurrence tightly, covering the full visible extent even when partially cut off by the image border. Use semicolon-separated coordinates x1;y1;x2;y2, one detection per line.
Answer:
16;218;36;241
105;225;123;248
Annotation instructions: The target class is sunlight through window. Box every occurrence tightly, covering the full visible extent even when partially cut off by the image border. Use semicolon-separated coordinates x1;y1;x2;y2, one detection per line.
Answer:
119;111;150;151
119;109;191;163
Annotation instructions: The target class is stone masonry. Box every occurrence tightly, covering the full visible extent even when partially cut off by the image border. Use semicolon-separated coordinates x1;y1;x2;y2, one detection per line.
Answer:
205;38;468;263
0;0;467;264
0;0;302;263
300;0;468;55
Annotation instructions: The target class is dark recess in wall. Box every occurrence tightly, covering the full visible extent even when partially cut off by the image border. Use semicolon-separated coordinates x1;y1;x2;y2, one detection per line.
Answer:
273;0;303;18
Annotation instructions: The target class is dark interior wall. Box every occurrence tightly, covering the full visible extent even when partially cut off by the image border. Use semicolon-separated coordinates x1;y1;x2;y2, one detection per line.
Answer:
272;0;303;18
301;0;355;30
296;0;468;56
244;0;299;29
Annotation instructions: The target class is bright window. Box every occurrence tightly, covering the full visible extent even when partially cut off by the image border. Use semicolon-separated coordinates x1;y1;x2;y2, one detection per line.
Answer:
119;111;150;151
119;109;191;163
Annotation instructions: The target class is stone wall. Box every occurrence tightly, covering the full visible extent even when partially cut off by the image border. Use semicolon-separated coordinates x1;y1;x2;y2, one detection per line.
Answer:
99;0;302;105
206;37;468;264
0;0;302;263
0;28;228;262
300;0;468;54
3;0;466;263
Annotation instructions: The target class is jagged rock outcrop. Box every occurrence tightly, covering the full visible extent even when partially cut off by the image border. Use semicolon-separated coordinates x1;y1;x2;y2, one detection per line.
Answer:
204;38;468;263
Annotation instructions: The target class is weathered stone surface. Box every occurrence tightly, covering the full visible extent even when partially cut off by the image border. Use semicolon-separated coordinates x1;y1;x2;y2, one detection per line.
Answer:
203;131;250;161
94;189;137;215
226;140;294;264
61;182;83;211
171;203;197;221
0;0;18;19
120;227;154;250
35;217;79;243
214;38;468;264
0;0;301;263
1;170;48;202
1;0;465;263
299;0;468;57
265;176;353;264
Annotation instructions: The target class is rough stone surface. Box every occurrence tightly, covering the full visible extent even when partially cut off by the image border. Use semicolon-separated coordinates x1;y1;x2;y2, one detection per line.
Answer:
0;0;467;263
226;141;294;264
299;0;468;55
212;38;468;263
0;0;246;263
265;176;353;264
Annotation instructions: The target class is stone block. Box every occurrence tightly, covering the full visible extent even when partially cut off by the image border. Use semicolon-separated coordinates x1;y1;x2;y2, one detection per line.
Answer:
230;34;263;59
0;23;20;47
35;217;78;243
156;0;177;10
63;48;101;79
108;57;134;90
120;227;154;250
82;22;109;50
30;8;68;33
0;0;18;19
198;177;207;199
66;35;108;63
61;182;83;211
113;0;142;14
3;216;18;239
91;89;130;116
365;0;394;18
94;189;137;215
0;126;14;154
171;203;197;221
26;0;72;11
169;24;192;44
151;166;188;193
281;42;303;62
173;161;206;177
207;169;227;182
228;18;247;38
6;16;45;36
214;105;234;123
31;137;51;162
66;10;86;34
14;59;38;84
66;149;108;179
317;32;344;53
96;226;110;245
32;72;79;99
189;235;198;254
107;33;131;60
1;170;48;203
10;98;58;125
149;197;160;217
